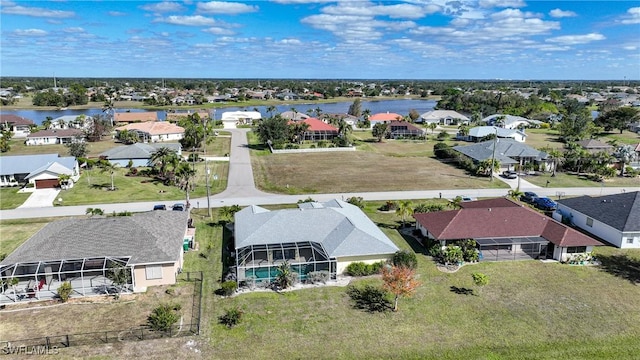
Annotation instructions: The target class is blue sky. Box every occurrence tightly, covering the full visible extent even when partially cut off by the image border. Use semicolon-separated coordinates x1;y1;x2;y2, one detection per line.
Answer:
1;0;639;80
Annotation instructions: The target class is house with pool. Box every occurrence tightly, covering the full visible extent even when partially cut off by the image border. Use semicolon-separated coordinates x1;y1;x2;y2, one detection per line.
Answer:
233;199;399;283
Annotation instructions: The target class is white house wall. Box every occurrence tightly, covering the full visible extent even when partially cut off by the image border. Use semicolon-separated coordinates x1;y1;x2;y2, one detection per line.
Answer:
556;204;637;249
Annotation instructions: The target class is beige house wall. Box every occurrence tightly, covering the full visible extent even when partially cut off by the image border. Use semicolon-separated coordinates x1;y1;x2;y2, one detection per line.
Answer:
336;254;393;275
132;262;179;291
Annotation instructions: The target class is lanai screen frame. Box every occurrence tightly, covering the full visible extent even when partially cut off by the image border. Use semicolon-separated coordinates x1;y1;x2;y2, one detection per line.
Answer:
236;241;336;283
0;256;133;301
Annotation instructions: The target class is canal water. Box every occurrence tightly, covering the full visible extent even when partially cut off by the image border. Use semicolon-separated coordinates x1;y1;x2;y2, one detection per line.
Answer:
1;99;437;125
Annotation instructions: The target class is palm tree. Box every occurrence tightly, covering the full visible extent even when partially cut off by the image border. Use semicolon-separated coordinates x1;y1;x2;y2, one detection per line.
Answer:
395;200;414;227
337;119;352;144
58;174;71;189
428;122;438;134
613;144;638;177
98;161;119;191
102;99;115;126
267;105;276;118
42;116;53;130
175;162;196;208
218;204;242;223
508;188;523;200
372;122;390;142
449;196;463;209
149;147;179;179
546;148;564;177
458;124;470;137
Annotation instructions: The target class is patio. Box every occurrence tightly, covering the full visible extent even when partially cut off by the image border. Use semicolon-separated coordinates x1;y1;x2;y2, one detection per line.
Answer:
477;237;549;262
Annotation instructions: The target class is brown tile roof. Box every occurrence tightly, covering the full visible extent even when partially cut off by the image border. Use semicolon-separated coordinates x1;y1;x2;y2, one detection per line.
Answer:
0;114;35;126
414;201;601;247
115;121;184;135
114;112;158;123
27;129;83;138
460;197;521;209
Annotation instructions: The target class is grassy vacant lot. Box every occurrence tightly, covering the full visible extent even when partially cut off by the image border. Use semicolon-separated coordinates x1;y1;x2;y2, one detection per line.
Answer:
0;188;30;210
2;203;640;359
0;217;52;257
251;134;509;194
4;137;122;158
58;161;228;206
523;172;640;188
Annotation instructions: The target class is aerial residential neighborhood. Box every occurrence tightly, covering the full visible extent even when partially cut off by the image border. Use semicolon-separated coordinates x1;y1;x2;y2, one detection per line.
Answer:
1;0;639;358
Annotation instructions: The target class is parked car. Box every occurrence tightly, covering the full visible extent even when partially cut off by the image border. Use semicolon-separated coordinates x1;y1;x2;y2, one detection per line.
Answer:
534;197;557;211
172;203;185;211
520;192;538;204
502;170;517;179
460;196;477;202
153;204;166;211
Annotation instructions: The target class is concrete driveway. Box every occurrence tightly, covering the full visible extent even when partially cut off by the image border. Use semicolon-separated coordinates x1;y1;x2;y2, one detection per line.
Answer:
18;188;61;208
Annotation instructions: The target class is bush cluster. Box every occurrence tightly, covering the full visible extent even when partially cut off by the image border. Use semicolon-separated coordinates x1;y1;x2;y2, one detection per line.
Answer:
430;239;479;265
433;142;477;174
147;303;181;332
219;307;244;328
306;271;331;284
345;261;385;276
220;280;237;296
392;250;418;269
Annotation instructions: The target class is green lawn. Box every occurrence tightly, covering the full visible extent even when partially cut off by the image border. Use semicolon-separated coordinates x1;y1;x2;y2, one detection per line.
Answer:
57;162;229;206
0;217;53;258
0;188;30;210
523;172;640;188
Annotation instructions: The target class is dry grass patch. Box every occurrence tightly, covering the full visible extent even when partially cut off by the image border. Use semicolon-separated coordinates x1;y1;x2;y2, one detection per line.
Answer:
0;218;52;257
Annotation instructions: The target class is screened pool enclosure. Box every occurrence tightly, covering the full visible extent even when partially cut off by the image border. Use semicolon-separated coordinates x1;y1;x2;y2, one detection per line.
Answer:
0;256;133;304
235;241;337;283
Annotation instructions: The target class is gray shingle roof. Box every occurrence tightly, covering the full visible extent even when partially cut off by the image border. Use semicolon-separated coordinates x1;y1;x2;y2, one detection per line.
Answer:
0;211;190;266
453;139;548;164
234;199;399;258
557;191;640;232
0;154;77;176
99;143;181;160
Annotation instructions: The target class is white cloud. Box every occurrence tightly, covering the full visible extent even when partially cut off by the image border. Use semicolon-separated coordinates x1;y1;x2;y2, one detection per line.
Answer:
108;11;127;17
154;15;217;26
140;2;185;13
202;27;235;35
479;0;525;8
12;28;48;36
546;33;606;45
322;2;429;20
1;4;74;18
621;7;640;24
197;1;258;15
549;9;577;18
63;27;85;33
280;38;301;45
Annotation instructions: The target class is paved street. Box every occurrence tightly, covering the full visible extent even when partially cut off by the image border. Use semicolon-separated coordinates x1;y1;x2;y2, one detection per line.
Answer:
0;129;637;220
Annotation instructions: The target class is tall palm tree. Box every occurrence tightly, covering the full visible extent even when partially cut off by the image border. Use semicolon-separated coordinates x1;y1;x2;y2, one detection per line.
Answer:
149;147;178;178
337;119;352;143
267;105;277;118
613;144;638;177
546;148;564;177
102;99;115;127
395;200;414;227
175;162;196;208
428;122;438;134
98;160;119;191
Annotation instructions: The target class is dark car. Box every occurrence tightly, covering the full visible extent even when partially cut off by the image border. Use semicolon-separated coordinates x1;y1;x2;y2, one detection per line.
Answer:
153;204;166;211
501;170;517;179
520;191;538;204
534;197;557;211
172;203;185;211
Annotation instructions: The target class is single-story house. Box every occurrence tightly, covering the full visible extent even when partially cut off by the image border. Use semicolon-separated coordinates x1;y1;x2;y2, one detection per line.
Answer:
576;139;614;154
453;139;549;171
0;114;34;138
321;113;358;127
414;198;602;262
482;114;543;129
293;118;339;141
99;142;182;167
233;199;400;283
221;111;262;128
0;211;191;304
113;112;158;124
279;111;310;121
418;110;470;125
49;115;92;130
115;122;184;143
369;112;404;125
25;129;85;146
388;121;426;139
0;154;79;188
554;191;640;249
459;126;527;143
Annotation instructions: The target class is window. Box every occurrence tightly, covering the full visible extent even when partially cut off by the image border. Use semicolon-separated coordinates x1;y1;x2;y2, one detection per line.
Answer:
145;265;162;280
627;238;634;244
586;217;593;227
566;246;587;254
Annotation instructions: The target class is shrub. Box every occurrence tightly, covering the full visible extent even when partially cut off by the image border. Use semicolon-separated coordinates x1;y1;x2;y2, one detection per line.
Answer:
306;271;331;284
57;281;73;302
127;159;134;168
219;307;244;328
436;131;450;140
346;196;365;209
443;245;464;265
346;285;391;312
345;261;385;276
392;250;418;269
148;303;180;332
220;281;237;296
378;201;397;211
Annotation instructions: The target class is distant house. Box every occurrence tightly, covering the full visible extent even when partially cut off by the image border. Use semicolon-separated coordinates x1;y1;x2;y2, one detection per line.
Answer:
294;118;339;141
220;111;262;128
482;114;542;129
555;192;640;249
0;114;34;138
113;112;158;124
418;110;469;125
321;113;358;127
25;129;84;146
453;139;549;171
49;115;92;130
414;198;602;262
388;121;426;139
279;111;309;121
99;143;182;167
115;122;184;143
234;199;399;283
0;154;79;188
0;211;191;304
276;92;300;101
577;139;614;154
369;112;404;125
460;126;527;143
165;111;210;123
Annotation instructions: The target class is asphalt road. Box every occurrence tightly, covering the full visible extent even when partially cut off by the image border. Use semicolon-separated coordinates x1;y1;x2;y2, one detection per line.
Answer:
1;128;637;220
